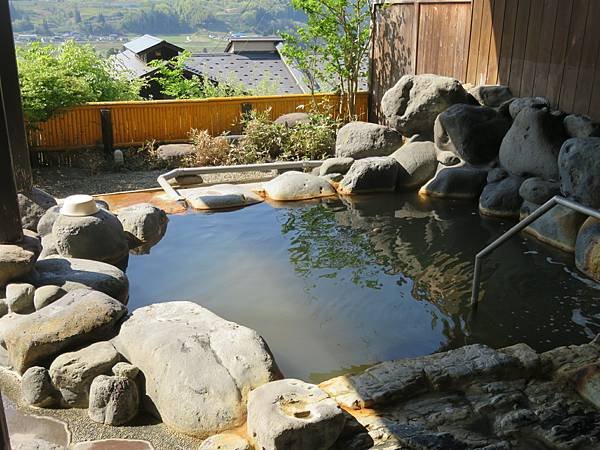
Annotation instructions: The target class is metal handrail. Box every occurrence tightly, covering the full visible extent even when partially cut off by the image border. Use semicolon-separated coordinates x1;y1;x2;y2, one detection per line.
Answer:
471;196;600;307
157;160;324;202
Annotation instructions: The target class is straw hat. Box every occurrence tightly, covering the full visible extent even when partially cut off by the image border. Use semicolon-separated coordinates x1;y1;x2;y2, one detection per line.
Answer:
60;194;99;217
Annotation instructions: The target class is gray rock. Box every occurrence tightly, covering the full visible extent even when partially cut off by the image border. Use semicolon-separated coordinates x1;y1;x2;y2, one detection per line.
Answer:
321;173;343;183
521;201;587;253
115;203;168;248
563;114;600;138
33;285;66;311
0;299;7;318
499;107;567;180
11;437;64;450
113;301;280;437
335;122;402;159
558;137;600;208
264;171;336;201
381;74;471;137
6;283;35;314
468;85;513;107
156;143;196;161
338;157;401;194
479;176;524;218
0;230;41;287
88;375;139;426
112;362;139;380
274;112;310;128
28;257;129;304
50;341;121;407
37;206;61;237
168;174;204;187
420;164;488;199
436;150;461;166
53;209;129;267
40;234;59;259
183;184;264;211
435;104;511;164
487;168;508;184
319;157;354;176
508;97;550;119
575;218;600;282
3;289;127;374
390;141;438;190
18;188;57;231
21;366;57;407
199;434;251;450
247;379;345;450
518;177;560;204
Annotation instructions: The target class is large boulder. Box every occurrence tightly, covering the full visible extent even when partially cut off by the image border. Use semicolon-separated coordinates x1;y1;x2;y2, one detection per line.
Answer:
479;176;524;218
499;107;567;180
18;188;57;232
21;366;58;407
264;172;336;201
247;379;345;450
6;283;35;314
112;302;280;437
381;74;471;137
468;85;513;107
156;144;196;161
575;218;600;282
3;290;127;373
28;257;129;304
37;205;61;237
335;122;402;159
88;375;139;426
274;112;310;128
521;202;587;253
434;104;511;164
390;141;438;190
49;341;121;407
319;157;354;176
52;209;129;267
115;203;168;248
33;285;66;311
0;230;41;288
519;177;560;204
183;184;264;211
508;97;550;119
200;434;251;450
558;137;600;209
564;114;600;138
338;157;401;194
419;164;488;199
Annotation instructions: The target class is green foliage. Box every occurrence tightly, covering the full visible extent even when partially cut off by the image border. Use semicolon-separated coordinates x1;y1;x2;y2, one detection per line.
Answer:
188;129;234;166
237;110;287;162
281;0;372;118
284;111;340;160
17;41;144;123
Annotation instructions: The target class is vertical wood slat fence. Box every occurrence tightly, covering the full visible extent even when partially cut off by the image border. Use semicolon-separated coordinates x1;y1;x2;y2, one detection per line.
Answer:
29;92;369;152
371;0;600;122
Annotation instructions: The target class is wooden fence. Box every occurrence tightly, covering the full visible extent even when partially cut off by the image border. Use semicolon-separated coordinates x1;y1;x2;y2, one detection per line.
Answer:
29;92;369;152
371;0;600;122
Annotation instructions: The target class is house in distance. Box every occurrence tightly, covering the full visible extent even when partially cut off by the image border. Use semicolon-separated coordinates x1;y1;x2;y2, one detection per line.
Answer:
113;34;308;99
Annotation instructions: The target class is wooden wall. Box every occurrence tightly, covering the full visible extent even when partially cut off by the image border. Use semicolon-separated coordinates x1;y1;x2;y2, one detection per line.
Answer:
371;0;600;122
29;92;369;151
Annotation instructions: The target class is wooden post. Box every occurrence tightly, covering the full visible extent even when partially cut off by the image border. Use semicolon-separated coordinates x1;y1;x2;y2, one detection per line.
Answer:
100;109;114;156
0;0;33;193
0;81;23;244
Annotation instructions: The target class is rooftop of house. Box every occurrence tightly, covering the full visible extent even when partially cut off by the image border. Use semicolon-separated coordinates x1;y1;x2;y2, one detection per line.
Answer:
113;49;158;78
124;34;183;55
185;51;304;95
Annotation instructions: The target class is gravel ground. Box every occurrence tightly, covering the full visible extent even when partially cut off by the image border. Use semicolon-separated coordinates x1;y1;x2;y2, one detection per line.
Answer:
33;167;277;199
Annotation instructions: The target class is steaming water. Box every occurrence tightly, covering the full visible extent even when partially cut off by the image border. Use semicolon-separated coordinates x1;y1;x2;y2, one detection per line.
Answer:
126;193;600;382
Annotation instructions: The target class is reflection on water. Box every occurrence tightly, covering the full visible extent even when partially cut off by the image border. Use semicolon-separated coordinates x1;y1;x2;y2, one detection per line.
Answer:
126;193;600;382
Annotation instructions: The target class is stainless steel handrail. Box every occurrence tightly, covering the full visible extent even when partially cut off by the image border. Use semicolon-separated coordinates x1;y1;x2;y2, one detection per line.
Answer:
157;160;324;202
471;195;600;307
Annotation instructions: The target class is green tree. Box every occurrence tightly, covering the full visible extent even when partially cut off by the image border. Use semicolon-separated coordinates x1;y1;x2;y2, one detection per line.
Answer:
281;0;372;119
17;41;144;123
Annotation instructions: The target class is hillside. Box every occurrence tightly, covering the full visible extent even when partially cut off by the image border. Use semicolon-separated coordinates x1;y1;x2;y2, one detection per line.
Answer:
9;0;305;53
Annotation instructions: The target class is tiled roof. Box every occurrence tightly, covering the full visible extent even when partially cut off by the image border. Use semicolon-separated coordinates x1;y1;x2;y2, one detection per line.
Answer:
184;52;304;95
112;49;157;78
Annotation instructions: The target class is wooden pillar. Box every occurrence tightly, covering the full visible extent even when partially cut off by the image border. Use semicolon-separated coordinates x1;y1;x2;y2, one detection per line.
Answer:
0;0;33;193
0;81;23;244
100;109;114;156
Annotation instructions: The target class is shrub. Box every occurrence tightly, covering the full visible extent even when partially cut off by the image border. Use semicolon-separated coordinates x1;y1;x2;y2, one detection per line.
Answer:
188;129;233;166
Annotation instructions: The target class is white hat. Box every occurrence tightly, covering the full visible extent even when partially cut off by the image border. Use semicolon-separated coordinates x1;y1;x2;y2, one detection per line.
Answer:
60;194;99;217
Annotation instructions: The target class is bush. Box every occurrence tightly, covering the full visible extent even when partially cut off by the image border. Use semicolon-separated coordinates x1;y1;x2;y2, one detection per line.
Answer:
17;41;144;123
237;109;287;162
188;130;233;166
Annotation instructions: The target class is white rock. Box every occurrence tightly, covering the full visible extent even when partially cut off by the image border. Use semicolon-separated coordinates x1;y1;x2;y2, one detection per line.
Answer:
264;172;336;201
